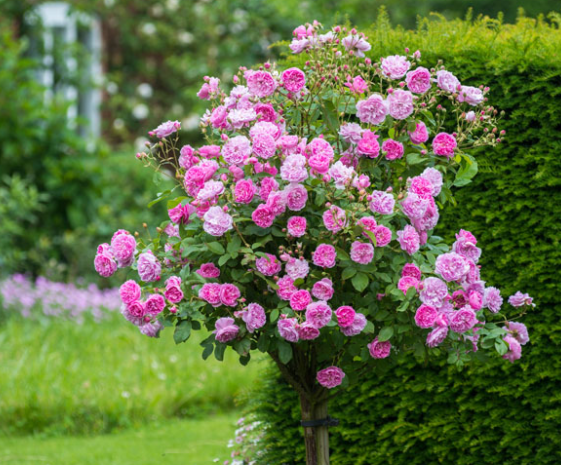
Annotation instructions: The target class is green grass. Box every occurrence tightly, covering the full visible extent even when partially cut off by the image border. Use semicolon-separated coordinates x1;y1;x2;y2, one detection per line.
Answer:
0;313;264;436
0;414;238;465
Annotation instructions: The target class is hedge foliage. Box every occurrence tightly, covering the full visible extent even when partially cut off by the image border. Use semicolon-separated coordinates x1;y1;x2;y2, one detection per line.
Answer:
249;11;561;465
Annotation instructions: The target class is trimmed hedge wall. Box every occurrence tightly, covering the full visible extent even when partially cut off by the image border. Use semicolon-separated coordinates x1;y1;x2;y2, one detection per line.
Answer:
249;11;561;465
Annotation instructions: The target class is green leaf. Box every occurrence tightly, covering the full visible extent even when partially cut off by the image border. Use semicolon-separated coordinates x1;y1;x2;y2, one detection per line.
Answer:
351;272;369;292
218;254;230;266
270;308;280;323
342;267;357;280
378;326;394;342
364;320;375;334
233;338;251;357
227;235;242;256
201;344;214;360
453;154;479;187
206;242;225;255
495;339;508;356
214;343;226;361
173;320;192;344
335;246;350;261
406;153;426;165
277;340;293;364
364;230;378;246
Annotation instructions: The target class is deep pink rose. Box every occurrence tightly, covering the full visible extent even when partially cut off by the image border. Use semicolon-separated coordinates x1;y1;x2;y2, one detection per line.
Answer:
335;306;356;328
199;283;222;307
432;132;457;157
196;263;221;279
287;216;307;237
215;317;239;343
120;280;141;305
312;278;334;301
398;276;419;295
317;366;345;389
299;322;320;340
145;294;166;316
278;317;299;342
239;303;266;333
408;121;429;145
414;304;438;328
305;302;333;329
220;283;241;307
406;67;431;93
312;244;337;268
282;67;306;93
357;131;380;158
382;139;404;160
350;241;374;265
256;254;282;276
290;290;312;311
368;337;391;359
234;179;257;204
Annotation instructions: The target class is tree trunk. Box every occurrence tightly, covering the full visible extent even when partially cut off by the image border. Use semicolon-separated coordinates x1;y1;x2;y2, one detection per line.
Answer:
300;394;330;465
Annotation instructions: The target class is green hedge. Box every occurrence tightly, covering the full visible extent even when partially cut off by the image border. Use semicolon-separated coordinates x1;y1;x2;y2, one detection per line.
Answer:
249;12;561;465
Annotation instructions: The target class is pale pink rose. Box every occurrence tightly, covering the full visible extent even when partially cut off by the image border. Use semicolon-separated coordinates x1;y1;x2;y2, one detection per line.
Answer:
293;24;313;39
336;306;356;328
412;201;439;232
312;278;334;301
222;135;252;165
290;38;311;54
368;337;391;358
373;225;392;247
341;313;367;336
285;258;309;280
341;34;371;57
369;190;395;215
287;216;307;237
256;254;282;276
508;291;534;307
483;287;503;313
344;75;368;94
316;366;345;389
452;229;481;263
401;193;430;220
450;307;477;333
139;320;163;338
387;89;414;120
252;132;276;159
503;335;522;363
250;121;282;140
151;120;180;138
277;276;297;301
405;66;431;93
282;67;306;92
196;263;220;279
228;108;257;129
350;241;374;264
278;317;300;342
402;263;421;280
246;70;277;98
299;321;321;340
290;289;312;311
284;184;308;211
199;283;222;307
305;301;333;329
408;121;429;144
432;132;457;157
259;176;279;202
209;106;229;129
435;252;470;282
178;145;196;169
426;325;448;347
252;204;275;228
420;167;443;196
356;94;387;125
339;123;364;144
266;191;287;216
323;206;347;233
234;179;257;204
145;294;166;316
414;304;438;328
398;276;419;295
110;230;136;267
457;86;484;106
220;283;241;307
357;130;380;158
357;216;377;235
281;154;308;183
465;111;476;122
397;225;420;255
505;321;529;346
215;317;239;343
382;139;404;160
312;244;337;268
382;55;410;79
199;145;221;159
352;174;371;190
120;280;141;305
197;180;225;201
420;277;449;308
436;70;460;93
329;161;356;189
94;243;117;278
137;251;161;282
203;206;233;237
239;303;266;333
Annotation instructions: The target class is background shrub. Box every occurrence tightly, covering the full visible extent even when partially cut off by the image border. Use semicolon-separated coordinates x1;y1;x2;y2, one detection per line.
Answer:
248;11;561;465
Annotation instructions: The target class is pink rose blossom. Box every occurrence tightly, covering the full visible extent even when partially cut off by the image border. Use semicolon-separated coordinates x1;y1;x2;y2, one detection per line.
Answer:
402;263;421;280
199;144;221;160
468;290;483;310
285;258;310;280
317;366;345;389
409;177;434;198
94;245;117;278
483;287;503;313
139;321;163;338
255;103;277;122
215;317;240;343
357;131;380;158
405;67;431;93
450;307;477;333
458;86;484;106
401;193;430;220
312;244;337;268
335;306;356;328
210;106;229;129
505;321;529;345
305;302;333;329
196;263;221;279
284;184;308;211
344;75;369;94
356;94;387;125
246;70;277;98
222;136;252;165
178;145;196;168
199;283;222;307
329;161;356;189
381;55;411;79
412;201;440;232
323;206;347;233
436;70;460;93
203;206;233;237
124;301;146;321
282;67;306;93
387;89;414;120
432;132;457;157
350;241;374;264
357;216;377;236
278;317;300;342
168;203;194;224
503;335;522;363
408;121;429;145
341;313;367;336
382;139;404;160
250;121;282;140
137;251;161;282
420;277;448;307
259;177;279;201
234;179;257;204
278;135;300;154
287;216;307;237
341;34;371;57
420;167;443;196
290;289;312;311
352;174;371;190
228;108;257;129
256;254;282;276
277;276;297;301
426;325;448;347
145;294;166;316
220;283;241;307
251;133;276;159
265;191;286;216
312;278;334;301
252;204;275;228
369;190;395;215
239;303;266;333
120;280;141;305
151;120;180;138
299;322;321;340
339;123;364;144
281;154;308;183
197;180;225;201
164;285;183;304
508;291;534;307
398;276;419;295
435;252;470;282
368;337;391;359
414;304;438;328
397;225;420;255
373;225;392;247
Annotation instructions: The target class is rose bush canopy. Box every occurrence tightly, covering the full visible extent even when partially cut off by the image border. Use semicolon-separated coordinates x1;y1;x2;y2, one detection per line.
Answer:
94;20;533;465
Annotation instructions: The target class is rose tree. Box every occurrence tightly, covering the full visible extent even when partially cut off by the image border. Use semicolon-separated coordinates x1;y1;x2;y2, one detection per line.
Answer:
95;22;534;465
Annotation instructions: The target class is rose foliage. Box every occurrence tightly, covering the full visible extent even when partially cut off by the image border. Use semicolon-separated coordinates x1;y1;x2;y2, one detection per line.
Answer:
95;22;534;399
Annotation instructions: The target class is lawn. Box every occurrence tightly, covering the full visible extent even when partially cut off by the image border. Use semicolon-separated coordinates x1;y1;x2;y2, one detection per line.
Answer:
0;414;238;465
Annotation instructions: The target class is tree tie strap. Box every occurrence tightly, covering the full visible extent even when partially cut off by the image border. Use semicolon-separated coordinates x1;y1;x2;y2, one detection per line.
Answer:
301;416;339;428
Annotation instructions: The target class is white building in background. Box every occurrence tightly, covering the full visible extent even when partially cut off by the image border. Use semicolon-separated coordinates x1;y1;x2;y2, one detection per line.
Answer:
26;2;102;140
